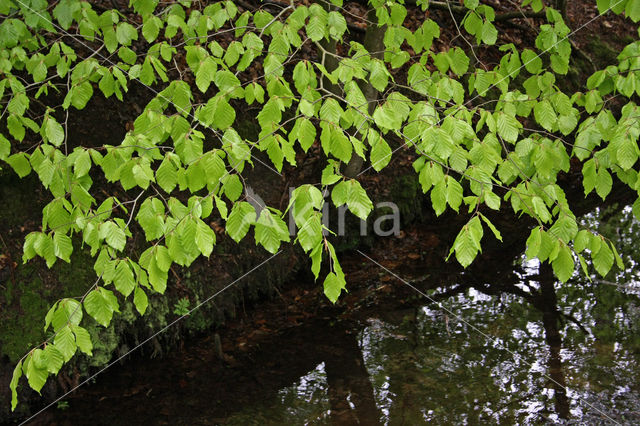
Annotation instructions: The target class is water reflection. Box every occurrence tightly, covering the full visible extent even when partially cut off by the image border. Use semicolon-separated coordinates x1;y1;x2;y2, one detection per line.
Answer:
357;265;639;424
224;363;331;425
222;319;382;426
47;206;640;425
221;208;640;424
218;271;640;425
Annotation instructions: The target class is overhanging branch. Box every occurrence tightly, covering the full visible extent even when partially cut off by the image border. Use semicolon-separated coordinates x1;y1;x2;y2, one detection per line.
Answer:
407;0;546;22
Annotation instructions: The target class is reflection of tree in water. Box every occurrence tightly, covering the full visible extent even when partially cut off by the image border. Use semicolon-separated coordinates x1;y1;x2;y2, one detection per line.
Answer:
359;286;559;423
227;202;640;424
563;205;640;420
222;319;382;426
324;322;381;425
356;207;640;424
538;263;570;420
49;208;640;424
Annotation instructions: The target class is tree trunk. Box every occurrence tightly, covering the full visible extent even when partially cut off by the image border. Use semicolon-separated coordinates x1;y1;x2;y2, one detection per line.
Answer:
343;7;386;178
538;263;570;419
325;322;381;425
556;0;568;20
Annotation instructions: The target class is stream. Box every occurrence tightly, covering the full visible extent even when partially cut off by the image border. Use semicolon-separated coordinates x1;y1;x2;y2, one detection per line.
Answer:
31;207;640;425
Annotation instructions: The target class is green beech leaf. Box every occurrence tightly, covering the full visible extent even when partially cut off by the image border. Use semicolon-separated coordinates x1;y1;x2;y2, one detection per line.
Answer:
143;16;161;42
521;49;542;74
10;360;23;411
617;137;639;170
255;209;289;254
328;11;347;39
226;202;256;242
526;227;542;260
446;177;463;212
53;325;77;362
449;218;483;268
481;21;498;45
534;100;557;132
496;113;520;143
45;116;64;146
24;353;48;394
306;15;326;42
7;153;32;177
195;220;216;257
53;232;73;262
156;156;179;193
133;286;149;316
595;168;612;200
479;213;502;242
114;260;135;297
43;345;64;375
626;0;640;21
214;70;241;94
431;180;446;216
369;59;389;92
593;239;614;277
51;298;83;331
323;272;346;303
552;244;574;282
369;130;392;172
72;325;93;356
84;288;119;327
549;215;578;243
100;221;126;251
147;256;168;294
331;180;373;221
0;134;10;161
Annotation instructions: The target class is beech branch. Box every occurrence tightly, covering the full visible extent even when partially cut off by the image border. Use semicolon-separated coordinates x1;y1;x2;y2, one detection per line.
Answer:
407;0;546;22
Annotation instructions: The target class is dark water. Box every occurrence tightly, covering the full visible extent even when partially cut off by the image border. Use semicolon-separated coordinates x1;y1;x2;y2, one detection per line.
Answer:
38;207;640;425
218;281;640;425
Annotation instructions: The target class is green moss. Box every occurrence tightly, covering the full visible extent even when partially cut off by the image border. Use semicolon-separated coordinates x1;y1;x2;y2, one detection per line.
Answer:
0;242;99;361
0;265;48;362
564;37;619;93
55;247;97;296
586;37;619;68
175;269;226;334
85;323;120;367
184;295;210;333
391;174;420;224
